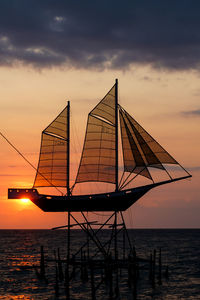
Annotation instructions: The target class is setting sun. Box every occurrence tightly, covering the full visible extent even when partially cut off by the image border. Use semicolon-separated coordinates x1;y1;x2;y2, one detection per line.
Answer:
20;198;30;204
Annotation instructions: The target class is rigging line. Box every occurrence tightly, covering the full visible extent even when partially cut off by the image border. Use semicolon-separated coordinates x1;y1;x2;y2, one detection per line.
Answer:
120;167;148;190
121;170;146;190
123;110;177;182
122;110;153;175
118;170;125;188
0;131;63;195
81;211;108;256
73;212;115;258
119;167;140;190
72;212;107;257
119;108;153;183
161;164;173;180
124;108;191;177
124;111;170;180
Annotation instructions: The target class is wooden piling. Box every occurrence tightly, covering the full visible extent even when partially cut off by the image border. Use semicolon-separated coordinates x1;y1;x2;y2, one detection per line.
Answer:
158;248;162;285
40;245;45;279
54;264;59;297
65;264;70;299
90;261;96;300
115;267;119;298
123;226;125;261
128;255;132;288
149;252;152;281
109;261;113;300
165;265;169;280
71;255;76;279
152;249;156;288
30;212;170;298
57;247;64;281
53;250;59;296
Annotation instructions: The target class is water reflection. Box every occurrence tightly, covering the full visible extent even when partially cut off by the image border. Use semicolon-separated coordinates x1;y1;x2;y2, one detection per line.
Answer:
0;229;199;299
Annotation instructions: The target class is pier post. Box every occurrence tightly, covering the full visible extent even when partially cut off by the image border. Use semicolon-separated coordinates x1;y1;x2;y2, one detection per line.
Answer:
149;252;153;281
54;250;59;296
65;211;71;299
57;247;64;281
90;261;96;300
109;256;113;299
123;225;125;261
158;248;162;285
40;245;45;279
152;249;156;288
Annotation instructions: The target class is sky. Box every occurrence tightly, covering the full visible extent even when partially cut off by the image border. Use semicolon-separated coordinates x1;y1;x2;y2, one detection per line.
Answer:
0;0;199;229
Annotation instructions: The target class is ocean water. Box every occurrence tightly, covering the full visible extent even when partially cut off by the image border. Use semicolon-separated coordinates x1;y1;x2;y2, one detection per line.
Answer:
0;229;199;299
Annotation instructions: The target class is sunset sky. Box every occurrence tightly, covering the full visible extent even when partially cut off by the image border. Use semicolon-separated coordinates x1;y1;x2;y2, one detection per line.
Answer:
0;1;199;229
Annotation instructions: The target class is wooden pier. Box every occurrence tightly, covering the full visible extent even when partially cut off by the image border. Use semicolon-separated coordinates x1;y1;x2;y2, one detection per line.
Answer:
21;211;169;299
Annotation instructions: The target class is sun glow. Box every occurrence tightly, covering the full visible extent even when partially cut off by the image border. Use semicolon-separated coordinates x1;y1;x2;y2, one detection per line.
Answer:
20;198;30;203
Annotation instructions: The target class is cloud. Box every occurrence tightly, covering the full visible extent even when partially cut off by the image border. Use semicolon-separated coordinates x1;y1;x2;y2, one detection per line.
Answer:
0;1;200;71
187;166;200;171
182;109;200;117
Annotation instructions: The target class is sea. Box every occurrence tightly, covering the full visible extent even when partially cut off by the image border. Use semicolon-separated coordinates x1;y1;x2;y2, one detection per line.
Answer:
0;229;199;299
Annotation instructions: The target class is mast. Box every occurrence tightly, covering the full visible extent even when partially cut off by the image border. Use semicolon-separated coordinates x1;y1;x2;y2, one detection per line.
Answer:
114;79;119;279
66;101;70;297
67;101;70;196
115;79;118;192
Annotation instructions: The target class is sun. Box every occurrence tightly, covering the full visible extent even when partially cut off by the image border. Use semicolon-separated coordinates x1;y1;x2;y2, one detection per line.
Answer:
20;198;30;203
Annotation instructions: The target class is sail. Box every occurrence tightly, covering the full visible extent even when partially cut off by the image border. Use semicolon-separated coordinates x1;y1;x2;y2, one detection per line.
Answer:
119;109;152;179
90;85;116;124
33;106;68;187
76;85;116;184
119;106;177;180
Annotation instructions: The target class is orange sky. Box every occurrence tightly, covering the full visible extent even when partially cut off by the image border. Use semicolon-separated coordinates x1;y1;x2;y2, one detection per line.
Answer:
0;66;199;228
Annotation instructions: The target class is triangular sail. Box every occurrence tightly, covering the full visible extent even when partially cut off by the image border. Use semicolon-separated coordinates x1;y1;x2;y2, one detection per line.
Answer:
119;109;152;179
90;85;116;125
75;85;116;184
33;106;68;187
119;106;179;186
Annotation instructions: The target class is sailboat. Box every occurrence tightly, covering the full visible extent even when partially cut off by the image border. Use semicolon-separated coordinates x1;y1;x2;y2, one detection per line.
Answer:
8;79;191;212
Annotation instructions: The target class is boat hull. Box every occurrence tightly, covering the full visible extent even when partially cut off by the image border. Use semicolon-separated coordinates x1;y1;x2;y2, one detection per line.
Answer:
8;176;191;212
31;187;151;212
8;186;151;212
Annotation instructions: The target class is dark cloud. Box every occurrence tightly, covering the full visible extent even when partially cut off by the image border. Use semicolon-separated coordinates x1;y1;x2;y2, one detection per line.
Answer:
0;0;200;70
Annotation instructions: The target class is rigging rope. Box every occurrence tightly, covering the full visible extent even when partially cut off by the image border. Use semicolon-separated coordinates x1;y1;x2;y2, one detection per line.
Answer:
0;131;63;195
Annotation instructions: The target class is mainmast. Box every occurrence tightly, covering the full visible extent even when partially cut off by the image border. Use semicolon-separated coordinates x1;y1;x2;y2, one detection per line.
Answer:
67;101;70;196
66;101;70;298
115;79;118;192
